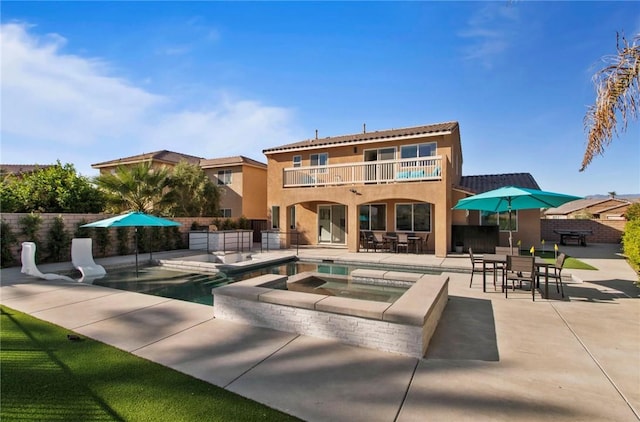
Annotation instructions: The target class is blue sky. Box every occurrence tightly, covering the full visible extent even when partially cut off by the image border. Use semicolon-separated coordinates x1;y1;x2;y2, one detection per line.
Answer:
1;1;639;197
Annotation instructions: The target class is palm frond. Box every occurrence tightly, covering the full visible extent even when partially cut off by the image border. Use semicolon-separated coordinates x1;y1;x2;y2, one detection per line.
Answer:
581;32;640;171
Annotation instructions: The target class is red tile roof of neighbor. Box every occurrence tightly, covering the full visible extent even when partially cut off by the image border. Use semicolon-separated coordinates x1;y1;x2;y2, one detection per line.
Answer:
199;156;266;169
457;173;541;194
263;121;459;153
91;150;203;168
0;164;55;175
544;198;631;215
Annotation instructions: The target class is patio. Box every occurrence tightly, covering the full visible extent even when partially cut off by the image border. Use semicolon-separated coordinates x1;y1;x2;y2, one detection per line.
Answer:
1;243;638;421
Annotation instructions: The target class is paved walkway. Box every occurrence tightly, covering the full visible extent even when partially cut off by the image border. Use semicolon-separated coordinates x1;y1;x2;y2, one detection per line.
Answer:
1;244;638;421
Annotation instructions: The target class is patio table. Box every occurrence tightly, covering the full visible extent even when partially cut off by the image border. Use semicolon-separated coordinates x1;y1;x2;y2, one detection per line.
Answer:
483;254;552;298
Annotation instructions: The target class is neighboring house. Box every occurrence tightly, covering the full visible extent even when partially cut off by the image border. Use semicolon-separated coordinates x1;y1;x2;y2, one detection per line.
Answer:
91;150;268;220
263;121;543;257
91;150;203;175
200;156;268;220
544;198;634;221
0;164;55;178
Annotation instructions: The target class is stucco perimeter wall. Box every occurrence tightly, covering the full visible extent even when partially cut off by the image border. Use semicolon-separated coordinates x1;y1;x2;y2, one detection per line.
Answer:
213;273;449;358
541;219;626;244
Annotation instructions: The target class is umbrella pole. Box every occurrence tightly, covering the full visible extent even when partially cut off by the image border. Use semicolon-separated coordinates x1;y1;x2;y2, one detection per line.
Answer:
135;227;139;278
508;206;513;255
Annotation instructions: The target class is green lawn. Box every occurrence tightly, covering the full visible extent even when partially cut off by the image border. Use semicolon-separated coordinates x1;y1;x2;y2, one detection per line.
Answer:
0;305;300;422
532;251;597;270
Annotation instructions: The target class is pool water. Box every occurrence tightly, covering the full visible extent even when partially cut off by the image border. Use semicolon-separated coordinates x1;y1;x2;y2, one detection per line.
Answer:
92;260;439;305
283;276;408;303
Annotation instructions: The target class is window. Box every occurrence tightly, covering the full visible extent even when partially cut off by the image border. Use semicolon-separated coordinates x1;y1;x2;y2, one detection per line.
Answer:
359;204;386;231
364;148;395;162
219;208;232;218
289;205;296;229
310;153;328;167
400;142;437;159
271;206;280;229
395;203;431;232
217;170;232;185
480;210;517;232
292;155;302;167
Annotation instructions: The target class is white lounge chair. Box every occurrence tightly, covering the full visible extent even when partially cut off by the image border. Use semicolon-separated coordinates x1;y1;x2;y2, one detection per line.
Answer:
71;238;106;280
20;242;75;282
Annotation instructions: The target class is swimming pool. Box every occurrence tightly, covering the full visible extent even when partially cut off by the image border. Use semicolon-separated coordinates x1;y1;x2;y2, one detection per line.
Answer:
92;260;440;305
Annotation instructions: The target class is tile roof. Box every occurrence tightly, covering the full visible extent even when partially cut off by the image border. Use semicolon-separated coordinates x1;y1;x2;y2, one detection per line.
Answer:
92;150;203;168
0;164;55;175
200;155;266;169
263;121;459;153
457;173;541;194
545;198;630;215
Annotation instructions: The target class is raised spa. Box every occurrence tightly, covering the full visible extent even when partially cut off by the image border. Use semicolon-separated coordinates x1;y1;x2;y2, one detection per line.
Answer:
213;270;449;358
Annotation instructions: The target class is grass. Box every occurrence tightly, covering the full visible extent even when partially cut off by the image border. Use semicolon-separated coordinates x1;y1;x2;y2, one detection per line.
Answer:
0;305;300;422
530;250;598;270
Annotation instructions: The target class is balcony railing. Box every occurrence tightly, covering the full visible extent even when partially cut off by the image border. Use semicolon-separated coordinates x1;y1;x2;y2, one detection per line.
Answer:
283;156;443;187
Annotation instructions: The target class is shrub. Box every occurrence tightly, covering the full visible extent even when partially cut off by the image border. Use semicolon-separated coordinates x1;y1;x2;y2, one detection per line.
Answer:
95;228;110;257
1;220;18;267
74;219;93;239
622;219;640;275
625;202;640;221
19;213;42;243
116;227;130;255
45;215;70;263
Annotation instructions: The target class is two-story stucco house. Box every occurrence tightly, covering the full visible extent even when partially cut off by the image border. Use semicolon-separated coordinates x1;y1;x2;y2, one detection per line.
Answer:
92;151;267;220
263;121;542;257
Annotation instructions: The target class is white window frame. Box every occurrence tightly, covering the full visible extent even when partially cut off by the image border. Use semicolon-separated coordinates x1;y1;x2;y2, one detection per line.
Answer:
292;155;302;168
395;202;432;232
479;210;518;232
220;208;232;218
400;142;437;160
310;153;328;173
359;204;386;231
217;169;232;185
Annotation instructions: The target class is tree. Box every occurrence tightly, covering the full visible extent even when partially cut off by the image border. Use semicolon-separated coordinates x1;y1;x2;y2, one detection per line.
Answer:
582;33;639;171
95;162;170;214
0;162;105;213
161;161;221;217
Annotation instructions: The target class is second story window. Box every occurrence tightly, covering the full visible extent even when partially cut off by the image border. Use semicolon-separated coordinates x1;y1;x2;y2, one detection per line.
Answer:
310;152;328;173
217;170;232;185
400;142;436;160
293;155;302;167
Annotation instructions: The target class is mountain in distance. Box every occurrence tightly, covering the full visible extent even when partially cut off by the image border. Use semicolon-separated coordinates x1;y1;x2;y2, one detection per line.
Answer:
585;194;640;200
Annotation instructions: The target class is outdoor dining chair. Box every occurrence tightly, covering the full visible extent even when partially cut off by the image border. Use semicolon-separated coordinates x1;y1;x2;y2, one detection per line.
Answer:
504;255;536;301
396;233;409;253
469;247;494;288
537;253;567;298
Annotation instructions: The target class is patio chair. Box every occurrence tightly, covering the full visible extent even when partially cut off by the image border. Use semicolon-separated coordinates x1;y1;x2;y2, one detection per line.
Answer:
537;253;566;298
371;232;389;252
396;233;409;253
469;247;498;289
71;238;106;279
360;231;374;251
504;255;536;301
20;242;75;282
495;246;519;255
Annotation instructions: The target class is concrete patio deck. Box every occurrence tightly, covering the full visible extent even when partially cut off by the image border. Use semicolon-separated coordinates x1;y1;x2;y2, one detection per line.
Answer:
1;244;638;421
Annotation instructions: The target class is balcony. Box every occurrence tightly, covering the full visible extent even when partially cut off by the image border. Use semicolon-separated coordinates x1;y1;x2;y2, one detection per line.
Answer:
283;156;442;188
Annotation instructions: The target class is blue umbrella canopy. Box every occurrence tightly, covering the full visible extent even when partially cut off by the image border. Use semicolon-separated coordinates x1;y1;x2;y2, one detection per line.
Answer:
453;186;581;212
453;186;582;253
81;212;181;276
81;211;181;228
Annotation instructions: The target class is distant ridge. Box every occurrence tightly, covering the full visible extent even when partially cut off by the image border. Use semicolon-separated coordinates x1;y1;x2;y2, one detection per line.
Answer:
585;194;640;200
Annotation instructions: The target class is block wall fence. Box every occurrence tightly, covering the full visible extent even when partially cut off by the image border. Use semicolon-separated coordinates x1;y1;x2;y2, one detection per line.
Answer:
540;219;626;244
1;213;219;264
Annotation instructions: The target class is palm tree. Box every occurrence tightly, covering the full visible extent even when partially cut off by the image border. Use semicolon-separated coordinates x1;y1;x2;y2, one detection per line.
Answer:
95;162;170;214
581;33;639;171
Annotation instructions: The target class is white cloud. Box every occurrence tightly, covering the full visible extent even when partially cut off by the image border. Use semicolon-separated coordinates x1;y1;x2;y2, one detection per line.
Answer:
0;22;298;173
458;3;520;69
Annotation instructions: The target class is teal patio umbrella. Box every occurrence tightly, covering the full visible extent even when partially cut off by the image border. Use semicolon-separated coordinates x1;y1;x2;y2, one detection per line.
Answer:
453;186;581;253
82;211;181;276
